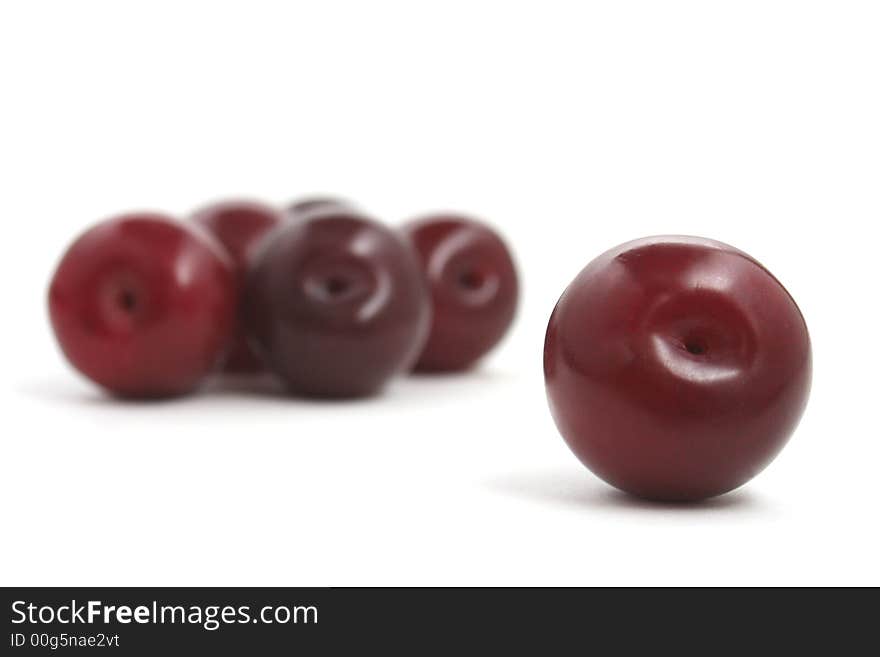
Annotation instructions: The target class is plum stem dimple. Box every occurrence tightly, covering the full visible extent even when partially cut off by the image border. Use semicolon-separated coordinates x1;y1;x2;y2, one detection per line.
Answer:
458;269;485;290
684;338;708;355
324;276;350;296
117;289;137;313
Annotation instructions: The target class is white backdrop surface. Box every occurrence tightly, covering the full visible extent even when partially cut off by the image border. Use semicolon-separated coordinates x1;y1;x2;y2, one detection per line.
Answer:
1;1;877;585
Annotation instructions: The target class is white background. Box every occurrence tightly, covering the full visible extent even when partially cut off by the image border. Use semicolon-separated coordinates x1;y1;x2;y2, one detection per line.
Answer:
1;1;878;586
